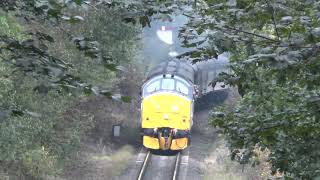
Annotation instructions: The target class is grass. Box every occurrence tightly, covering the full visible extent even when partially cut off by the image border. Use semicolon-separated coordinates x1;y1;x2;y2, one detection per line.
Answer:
204;135;265;180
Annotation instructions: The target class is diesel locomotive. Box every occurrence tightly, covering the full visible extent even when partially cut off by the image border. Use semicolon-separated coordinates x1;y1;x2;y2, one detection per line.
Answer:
140;56;229;151
141;60;194;150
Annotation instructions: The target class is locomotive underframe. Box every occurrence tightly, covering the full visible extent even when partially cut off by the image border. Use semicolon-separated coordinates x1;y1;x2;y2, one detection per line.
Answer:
142;128;189;150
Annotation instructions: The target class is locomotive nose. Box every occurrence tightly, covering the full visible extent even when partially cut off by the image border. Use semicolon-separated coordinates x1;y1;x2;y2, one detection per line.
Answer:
158;128;173;150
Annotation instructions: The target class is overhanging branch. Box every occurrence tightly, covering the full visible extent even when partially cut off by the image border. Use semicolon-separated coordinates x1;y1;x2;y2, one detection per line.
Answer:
223;25;280;43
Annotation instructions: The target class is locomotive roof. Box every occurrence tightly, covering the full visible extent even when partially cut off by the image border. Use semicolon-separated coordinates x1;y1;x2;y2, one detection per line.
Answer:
146;59;196;83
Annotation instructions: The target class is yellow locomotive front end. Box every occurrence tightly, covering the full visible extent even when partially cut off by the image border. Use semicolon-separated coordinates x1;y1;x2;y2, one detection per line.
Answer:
141;74;194;151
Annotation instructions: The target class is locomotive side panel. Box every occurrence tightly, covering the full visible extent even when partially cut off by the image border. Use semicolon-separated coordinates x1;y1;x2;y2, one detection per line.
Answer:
194;58;229;95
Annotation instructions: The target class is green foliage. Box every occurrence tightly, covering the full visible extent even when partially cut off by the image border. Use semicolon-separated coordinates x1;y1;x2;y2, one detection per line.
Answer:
0;1;129;97
116;0;320;178
0;70;91;177
22;147;59;177
97;0;320;178
0;1;140;178
196;0;320;179
0;11;26;40
2;0;319;179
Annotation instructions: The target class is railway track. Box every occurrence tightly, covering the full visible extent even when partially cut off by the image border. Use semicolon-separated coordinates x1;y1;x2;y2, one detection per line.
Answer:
137;151;181;180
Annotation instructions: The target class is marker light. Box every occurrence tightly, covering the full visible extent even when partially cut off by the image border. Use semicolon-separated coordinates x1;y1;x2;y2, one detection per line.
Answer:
172;105;179;112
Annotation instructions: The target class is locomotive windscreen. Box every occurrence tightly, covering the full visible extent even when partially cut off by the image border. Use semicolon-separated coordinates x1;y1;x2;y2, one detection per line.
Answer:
145;54;229;96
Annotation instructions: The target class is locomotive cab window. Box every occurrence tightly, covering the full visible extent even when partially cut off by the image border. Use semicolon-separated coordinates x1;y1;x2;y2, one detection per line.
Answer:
161;78;175;90
176;81;189;95
143;75;192;98
145;79;160;94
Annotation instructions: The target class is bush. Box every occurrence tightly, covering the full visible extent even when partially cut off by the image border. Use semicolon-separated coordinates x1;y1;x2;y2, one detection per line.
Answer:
0;4;141;178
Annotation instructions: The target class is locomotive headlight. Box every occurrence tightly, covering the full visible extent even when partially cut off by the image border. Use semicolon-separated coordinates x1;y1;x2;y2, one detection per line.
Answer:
155;104;161;112
172;105;179;112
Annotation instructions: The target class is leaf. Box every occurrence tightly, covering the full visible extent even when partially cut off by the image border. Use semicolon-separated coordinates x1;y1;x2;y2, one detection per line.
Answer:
115;65;127;72
104;63;118;71
62;15;84;23
83;85;92;95
61;15;71;20
280;16;293;25
139;16;151;27
11;109;24;116
0;108;10;122
84;50;98;58
121;96;131;103
312;27;320;38
91;86;100;95
158;14;172;21
190;50;202;58
48;0;63;9
123;17;136;24
25;111;41;118
72;36;85;43
36;31;54;43
69;16;84;23
21;39;35;47
100;91;112;98
181;38;207;48
73;0;83;6
47;9;61;18
210;111;225;118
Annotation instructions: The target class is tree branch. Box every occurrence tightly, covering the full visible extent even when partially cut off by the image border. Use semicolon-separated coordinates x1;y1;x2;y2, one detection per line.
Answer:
0;54;7;61
264;0;281;40
222;25;280;42
83;1;98;10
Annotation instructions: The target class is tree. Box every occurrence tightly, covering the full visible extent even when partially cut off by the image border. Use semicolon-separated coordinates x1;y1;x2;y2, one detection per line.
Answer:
0;0;140;178
2;0;319;178
117;0;320;177
191;0;320;179
121;0;320;178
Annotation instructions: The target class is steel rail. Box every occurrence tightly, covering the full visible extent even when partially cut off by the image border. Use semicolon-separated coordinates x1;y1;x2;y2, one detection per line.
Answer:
137;151;181;180
137;151;151;180
172;152;181;180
